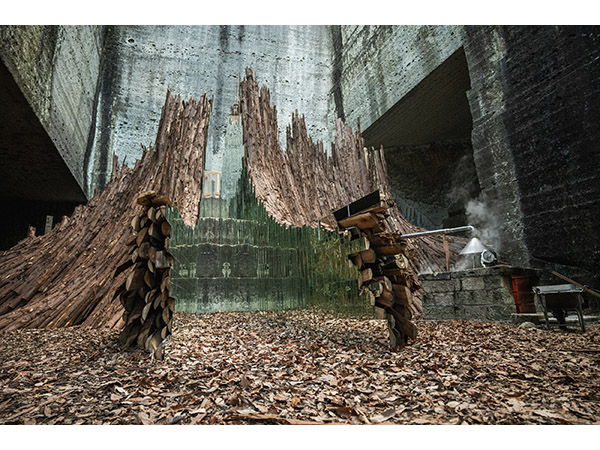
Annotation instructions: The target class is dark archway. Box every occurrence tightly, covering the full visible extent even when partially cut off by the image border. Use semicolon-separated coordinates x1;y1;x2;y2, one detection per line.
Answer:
0;61;86;249
363;47;479;230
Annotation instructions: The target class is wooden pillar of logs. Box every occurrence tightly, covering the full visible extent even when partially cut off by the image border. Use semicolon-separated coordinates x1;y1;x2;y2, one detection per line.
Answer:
336;193;418;348
115;191;174;359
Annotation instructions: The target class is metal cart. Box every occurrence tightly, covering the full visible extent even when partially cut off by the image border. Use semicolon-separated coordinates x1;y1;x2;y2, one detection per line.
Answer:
532;284;585;331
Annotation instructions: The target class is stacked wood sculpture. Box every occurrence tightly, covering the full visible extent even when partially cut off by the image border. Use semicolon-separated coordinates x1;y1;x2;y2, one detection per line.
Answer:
240;67;390;230
113;191;175;359
0;91;211;332
336;192;417;347
0;68;462;336
240;68;465;318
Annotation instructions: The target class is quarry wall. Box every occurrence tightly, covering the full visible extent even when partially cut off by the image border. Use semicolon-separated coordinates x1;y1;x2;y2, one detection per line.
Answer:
331;25;525;256
331;26;478;238
334;25;600;287
465;25;600;285
88;25;334;193
0;25;105;197
332;25;464;131
2;25;599;287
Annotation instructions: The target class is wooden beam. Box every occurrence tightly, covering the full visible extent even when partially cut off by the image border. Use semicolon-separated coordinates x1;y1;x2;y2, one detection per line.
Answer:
333;190;386;221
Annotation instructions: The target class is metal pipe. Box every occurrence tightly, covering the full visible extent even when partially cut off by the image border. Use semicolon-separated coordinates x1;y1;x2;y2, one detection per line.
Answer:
401;225;475;238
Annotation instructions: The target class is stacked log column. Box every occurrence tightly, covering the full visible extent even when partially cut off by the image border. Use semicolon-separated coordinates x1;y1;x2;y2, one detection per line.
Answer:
339;206;418;348
116;191;174;359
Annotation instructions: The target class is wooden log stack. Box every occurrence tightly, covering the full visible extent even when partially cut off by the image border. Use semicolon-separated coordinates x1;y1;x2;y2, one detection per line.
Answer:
114;191;175;359
336;192;418;348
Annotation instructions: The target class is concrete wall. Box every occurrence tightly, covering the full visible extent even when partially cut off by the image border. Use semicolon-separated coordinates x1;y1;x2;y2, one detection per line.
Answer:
384;141;479;229
0;25;105;196
88;25;334;193
331;26;479;234
2;25;598;287
461;26;530;266
332;25;464;131
500;26;600;285
335;25;600;287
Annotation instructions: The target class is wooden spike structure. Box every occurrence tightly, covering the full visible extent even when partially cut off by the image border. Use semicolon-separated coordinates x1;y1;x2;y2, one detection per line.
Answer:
336;194;417;348
0;91;211;332
0;68;462;340
239;68;465;318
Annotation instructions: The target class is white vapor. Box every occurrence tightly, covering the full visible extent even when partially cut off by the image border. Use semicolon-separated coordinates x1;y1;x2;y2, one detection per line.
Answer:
465;192;502;253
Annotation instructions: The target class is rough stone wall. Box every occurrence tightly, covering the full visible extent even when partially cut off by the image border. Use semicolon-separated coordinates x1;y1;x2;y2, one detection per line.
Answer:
332;25;531;264
88;25;334;193
463;26;600;285
461;26;530;266
500;26;600;286
332;25;464;131
336;25;600;286
420;266;540;321
384;141;479;229
2;25;598;288
0;25;106;196
331;26;478;236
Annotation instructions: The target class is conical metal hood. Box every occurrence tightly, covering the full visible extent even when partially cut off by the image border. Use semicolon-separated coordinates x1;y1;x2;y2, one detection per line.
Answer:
459;237;485;255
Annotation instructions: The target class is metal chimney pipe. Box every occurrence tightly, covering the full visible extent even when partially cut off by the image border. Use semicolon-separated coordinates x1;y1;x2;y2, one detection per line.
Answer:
401;225;475;272
401;225;475;238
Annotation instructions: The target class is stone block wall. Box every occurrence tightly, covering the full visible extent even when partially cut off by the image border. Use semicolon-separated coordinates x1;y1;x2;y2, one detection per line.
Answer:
2;25;598;289
462;26;600;286
420;266;541;321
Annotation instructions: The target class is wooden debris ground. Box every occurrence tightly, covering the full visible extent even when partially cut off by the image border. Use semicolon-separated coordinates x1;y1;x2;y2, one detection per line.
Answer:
1;310;599;425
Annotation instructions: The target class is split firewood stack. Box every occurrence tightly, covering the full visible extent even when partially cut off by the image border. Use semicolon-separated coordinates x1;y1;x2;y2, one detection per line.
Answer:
113;191;175;360
335;191;418;348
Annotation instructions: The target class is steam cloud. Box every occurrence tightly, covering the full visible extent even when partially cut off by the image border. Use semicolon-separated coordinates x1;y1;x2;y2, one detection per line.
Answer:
465;192;502;252
453;255;477;271
445;154;480;208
